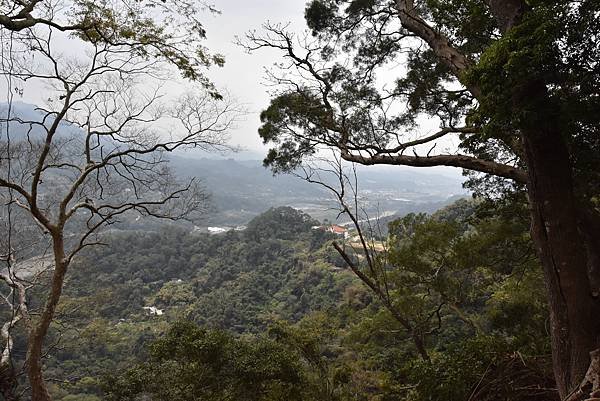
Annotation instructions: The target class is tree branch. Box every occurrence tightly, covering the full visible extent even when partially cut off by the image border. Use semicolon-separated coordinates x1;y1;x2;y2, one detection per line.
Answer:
340;149;528;184
394;0;481;98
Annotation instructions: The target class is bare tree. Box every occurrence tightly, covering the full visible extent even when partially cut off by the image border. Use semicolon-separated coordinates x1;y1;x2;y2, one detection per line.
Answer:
0;16;239;401
0;0;225;86
295;155;434;360
296;153;523;358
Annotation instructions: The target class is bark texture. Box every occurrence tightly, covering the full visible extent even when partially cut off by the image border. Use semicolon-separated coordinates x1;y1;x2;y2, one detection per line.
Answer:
522;110;600;397
485;0;527;33
0;366;17;401
496;2;600;395
27;233;67;401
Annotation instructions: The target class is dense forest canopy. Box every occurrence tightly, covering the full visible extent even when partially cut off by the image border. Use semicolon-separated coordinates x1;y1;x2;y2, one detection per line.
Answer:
1;204;556;400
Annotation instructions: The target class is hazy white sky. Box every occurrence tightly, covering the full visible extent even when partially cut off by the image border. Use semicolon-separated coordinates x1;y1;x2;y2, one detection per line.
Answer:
199;0;309;155
1;0;308;156
2;0;461;175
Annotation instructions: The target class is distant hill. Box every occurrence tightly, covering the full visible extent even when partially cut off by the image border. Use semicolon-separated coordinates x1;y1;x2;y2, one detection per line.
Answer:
169;155;467;226
1;102;468;228
0;101;81;140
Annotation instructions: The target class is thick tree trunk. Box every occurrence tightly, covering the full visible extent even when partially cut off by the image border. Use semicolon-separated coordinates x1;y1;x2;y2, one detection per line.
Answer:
488;1;600;396
28;341;51;401
27;233;68;401
394;0;600;396
520;86;600;398
485;0;527;32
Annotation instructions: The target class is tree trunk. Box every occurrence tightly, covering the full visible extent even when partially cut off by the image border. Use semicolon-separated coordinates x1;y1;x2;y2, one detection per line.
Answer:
487;1;600;396
27;233;68;401
395;0;600;396
27;344;50;401
520;85;600;398
578;207;600;298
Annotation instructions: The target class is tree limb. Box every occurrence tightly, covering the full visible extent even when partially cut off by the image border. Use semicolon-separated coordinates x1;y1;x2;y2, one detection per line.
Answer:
340;149;528;184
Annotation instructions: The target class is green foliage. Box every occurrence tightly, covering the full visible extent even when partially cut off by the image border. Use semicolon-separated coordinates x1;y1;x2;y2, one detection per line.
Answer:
486;269;549;352
465;6;561;136
245;206;319;241
27;201;555;400
103;321;308;401
382;199;542;343
408;335;556;401
62;0;226;88
259;92;331;172
34;208;356;399
152;280;196;307
424;0;496;54
305;1;339;33
260;0;600;208
337;199;553;400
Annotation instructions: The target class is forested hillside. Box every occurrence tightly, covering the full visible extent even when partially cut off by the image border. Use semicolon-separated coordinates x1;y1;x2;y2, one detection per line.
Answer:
8;201;555;401
34;207;353;399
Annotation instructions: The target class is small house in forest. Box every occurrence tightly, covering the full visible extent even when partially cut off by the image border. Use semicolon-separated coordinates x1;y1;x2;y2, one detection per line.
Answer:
312;224;350;239
327;225;348;236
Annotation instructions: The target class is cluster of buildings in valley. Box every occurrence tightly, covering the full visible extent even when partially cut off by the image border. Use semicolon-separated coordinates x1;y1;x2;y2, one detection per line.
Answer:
313;224;387;253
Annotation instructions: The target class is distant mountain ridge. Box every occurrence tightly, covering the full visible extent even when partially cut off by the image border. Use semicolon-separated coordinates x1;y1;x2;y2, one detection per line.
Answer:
0;101;81;140
1;102;468;227
168;155;467;226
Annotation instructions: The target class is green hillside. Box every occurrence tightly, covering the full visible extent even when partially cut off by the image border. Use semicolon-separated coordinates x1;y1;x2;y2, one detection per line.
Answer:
14;201;556;401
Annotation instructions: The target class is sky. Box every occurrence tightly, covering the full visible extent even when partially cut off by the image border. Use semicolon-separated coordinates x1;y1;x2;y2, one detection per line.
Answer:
0;0;463;178
188;0;310;157
197;1;458;160
0;0;308;157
